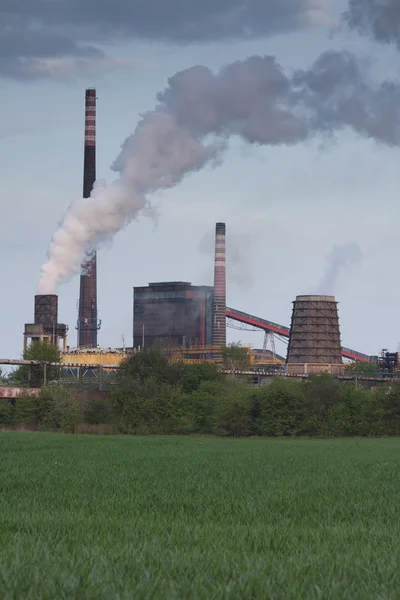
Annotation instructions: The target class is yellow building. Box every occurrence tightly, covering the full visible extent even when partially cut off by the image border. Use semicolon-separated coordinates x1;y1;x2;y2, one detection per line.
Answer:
62;349;128;366
61;345;285;368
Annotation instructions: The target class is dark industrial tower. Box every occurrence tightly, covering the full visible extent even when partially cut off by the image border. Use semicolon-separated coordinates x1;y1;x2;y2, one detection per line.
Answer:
133;282;213;348
24;295;68;350
286;295;343;375
212;222;227;348
77;88;100;348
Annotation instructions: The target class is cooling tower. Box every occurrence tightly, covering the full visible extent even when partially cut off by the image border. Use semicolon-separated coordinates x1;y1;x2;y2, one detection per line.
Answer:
212;222;227;347
77;88;99;348
286;295;344;375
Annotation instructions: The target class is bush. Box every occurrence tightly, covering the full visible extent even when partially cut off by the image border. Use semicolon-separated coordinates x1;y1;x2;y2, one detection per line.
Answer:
6;346;400;438
256;379;307;437
216;382;253;437
39;387;83;433
380;383;400;436
328;386;374;436
83;396;112;426
185;380;223;434
0;399;15;427
14;394;43;429
112;377;186;435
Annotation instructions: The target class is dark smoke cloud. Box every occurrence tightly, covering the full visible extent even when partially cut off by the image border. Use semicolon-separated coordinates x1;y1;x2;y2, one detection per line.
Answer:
345;0;400;48
152;50;400;148
294;51;400;146
1;0;327;79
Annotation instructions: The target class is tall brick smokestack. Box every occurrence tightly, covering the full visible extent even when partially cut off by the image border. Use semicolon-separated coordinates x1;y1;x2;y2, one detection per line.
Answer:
77;88;99;348
212;222;227;348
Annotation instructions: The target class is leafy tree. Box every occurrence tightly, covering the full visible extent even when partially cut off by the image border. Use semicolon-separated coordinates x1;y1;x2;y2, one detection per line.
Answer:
176;363;221;394
0;367;8;383
221;343;251;371
344;361;379;377
119;348;221;391
118;348;176;386
13;341;61;388
0;399;15;426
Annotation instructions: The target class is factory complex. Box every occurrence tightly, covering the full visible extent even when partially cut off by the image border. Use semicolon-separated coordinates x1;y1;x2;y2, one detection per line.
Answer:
21;89;399;378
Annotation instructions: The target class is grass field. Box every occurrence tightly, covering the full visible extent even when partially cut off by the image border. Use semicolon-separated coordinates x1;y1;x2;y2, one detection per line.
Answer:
1;434;400;599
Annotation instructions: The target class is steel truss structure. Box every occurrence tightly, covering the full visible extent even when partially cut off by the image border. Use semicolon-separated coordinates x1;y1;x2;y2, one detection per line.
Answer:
0;359;118;391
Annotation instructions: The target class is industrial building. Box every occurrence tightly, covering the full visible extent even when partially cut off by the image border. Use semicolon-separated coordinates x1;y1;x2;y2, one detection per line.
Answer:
22;88;397;376
132;222;227;351
24;295;68;351
286;295;344;375
133;282;214;348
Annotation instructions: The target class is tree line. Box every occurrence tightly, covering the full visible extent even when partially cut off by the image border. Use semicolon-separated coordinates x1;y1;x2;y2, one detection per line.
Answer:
0;345;399;437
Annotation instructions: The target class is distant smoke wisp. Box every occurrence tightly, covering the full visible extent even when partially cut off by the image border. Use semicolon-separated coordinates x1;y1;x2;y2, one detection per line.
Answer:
199;230;253;288
317;243;363;295
39;50;400;293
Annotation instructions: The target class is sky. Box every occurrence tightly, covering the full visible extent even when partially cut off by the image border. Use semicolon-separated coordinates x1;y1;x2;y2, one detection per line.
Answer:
1;0;400;359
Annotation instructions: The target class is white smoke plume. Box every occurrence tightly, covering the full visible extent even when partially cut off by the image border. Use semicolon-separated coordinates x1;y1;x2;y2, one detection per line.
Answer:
199;230;253;288
39;50;400;293
316;243;363;295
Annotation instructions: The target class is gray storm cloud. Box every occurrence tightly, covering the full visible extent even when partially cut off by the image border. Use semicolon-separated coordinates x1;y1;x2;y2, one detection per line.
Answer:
38;50;400;293
1;0;326;79
316;243;363;295
6;1;400;79
345;0;400;48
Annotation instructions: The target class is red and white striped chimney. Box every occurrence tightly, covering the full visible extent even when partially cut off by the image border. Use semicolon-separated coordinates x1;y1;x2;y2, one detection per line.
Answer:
77;88;99;348
212;222;227;347
83;88;96;196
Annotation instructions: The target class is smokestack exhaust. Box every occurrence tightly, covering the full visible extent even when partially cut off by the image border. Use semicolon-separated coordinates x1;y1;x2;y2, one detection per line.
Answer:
77;88;100;348
212;222;227;348
38;52;400;294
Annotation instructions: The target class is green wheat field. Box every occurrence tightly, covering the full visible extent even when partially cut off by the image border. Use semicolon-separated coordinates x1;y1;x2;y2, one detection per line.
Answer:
1;434;400;599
